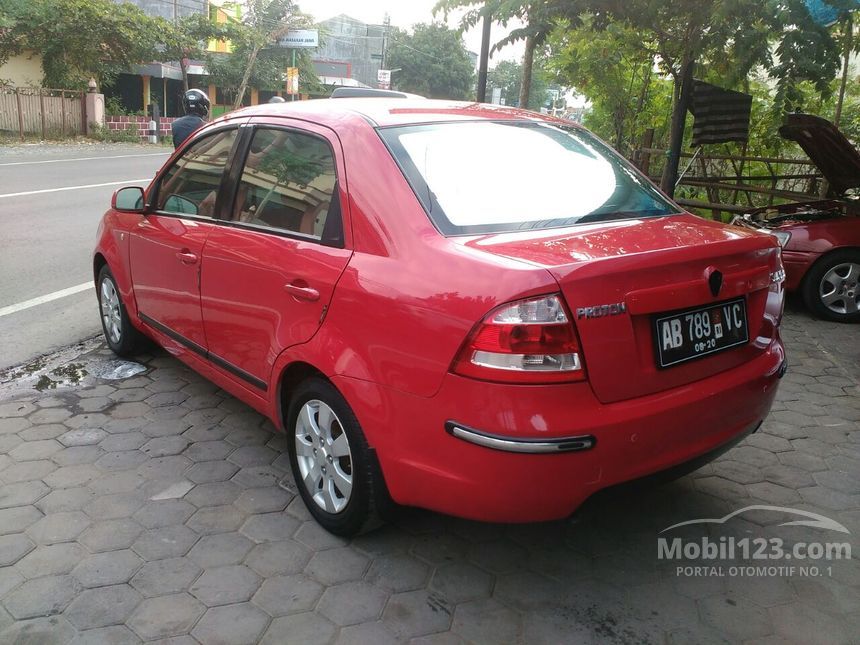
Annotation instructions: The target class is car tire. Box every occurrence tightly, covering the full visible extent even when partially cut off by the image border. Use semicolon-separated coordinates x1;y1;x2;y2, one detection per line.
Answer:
287;377;389;536
97;265;146;356
801;249;860;323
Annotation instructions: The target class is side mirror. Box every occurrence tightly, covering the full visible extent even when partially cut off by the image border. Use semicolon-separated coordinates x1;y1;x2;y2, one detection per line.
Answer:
112;187;145;212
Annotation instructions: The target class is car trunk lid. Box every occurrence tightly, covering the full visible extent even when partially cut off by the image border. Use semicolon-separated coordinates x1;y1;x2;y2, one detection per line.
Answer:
779;113;860;197
461;214;781;403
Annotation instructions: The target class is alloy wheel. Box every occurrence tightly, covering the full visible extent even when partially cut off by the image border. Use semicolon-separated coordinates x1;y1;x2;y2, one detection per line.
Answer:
819;262;860;315
100;278;123;345
294;399;354;513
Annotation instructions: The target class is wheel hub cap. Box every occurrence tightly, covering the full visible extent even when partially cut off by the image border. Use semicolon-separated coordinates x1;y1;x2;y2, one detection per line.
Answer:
294;399;353;513
100;279;123;344
820;262;860;315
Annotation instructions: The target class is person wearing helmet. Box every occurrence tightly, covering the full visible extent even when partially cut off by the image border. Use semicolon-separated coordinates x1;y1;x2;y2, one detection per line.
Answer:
171;89;211;148
268;95;286;103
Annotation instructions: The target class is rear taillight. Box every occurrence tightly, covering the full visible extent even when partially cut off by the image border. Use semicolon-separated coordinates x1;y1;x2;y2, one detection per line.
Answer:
452;294;586;383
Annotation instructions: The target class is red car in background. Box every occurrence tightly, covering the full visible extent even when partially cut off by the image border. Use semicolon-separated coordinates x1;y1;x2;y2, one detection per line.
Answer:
733;114;860;323
94;98;786;535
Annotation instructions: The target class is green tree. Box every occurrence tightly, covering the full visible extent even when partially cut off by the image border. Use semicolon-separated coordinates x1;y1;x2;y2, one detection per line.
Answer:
463;0;843;189
532;0;838;110
386;23;475;99
488;58;552;109
488;60;524;105
546;16;675;151
434;0;555;107
205;41;319;107
160;15;221;92
0;0;167;89
203;0;315;109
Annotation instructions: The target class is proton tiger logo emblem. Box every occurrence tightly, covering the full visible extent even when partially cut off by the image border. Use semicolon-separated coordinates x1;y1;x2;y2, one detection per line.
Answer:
707;268;723;298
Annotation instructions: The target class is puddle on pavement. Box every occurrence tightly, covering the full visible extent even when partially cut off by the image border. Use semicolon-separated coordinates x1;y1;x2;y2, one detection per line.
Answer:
0;337;147;400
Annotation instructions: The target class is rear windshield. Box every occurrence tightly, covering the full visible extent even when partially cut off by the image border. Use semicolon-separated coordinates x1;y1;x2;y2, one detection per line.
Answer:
379;120;679;235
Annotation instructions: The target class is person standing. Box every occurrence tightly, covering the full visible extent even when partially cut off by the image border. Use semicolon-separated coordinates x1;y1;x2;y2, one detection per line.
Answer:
171;89;210;148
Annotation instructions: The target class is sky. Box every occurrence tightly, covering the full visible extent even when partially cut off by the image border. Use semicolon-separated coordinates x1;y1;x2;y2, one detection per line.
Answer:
302;0;526;63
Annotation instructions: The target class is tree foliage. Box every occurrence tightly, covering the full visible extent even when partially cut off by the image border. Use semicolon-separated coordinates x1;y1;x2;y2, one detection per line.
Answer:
532;0;844;115
434;0;557;105
204;41;319;107
488;58;553;109
386;23;475;99
160;14;221;92
0;0;168;89
485;0;854;158
203;0;317;108
547;17;674;152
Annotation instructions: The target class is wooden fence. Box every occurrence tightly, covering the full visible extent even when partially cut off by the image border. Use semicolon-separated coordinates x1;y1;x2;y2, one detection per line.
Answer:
632;145;823;220
0;86;86;140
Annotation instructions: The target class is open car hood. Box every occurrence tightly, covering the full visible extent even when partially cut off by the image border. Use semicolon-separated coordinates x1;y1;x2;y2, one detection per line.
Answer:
779;113;860;196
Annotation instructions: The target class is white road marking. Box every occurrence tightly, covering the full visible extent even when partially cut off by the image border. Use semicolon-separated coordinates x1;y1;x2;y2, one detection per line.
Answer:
0;179;151;199
0;282;93;318
0;152;169;167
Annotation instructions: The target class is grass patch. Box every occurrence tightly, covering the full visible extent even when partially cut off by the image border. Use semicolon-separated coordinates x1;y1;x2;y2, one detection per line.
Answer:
89;122;141;143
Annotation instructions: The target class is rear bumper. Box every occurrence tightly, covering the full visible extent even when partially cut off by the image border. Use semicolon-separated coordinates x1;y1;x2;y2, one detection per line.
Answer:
334;336;785;523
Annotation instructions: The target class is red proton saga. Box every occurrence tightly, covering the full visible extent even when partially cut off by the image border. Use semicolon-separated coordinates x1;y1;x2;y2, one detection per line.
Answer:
94;99;786;535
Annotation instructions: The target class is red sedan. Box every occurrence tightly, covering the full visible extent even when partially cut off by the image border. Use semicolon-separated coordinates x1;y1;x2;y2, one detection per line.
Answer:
94;98;786;535
733;113;860;323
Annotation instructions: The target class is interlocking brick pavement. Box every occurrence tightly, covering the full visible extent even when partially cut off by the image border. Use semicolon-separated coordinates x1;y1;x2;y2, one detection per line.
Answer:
0;302;857;644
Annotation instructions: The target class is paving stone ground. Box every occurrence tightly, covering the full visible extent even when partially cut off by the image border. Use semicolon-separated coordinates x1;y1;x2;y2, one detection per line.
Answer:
0;300;857;644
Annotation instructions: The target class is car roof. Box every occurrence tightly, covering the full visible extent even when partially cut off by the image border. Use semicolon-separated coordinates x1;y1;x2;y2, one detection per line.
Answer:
226;98;572;129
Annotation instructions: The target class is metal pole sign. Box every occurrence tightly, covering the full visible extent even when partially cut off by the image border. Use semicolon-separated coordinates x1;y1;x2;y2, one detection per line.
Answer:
278;29;319;48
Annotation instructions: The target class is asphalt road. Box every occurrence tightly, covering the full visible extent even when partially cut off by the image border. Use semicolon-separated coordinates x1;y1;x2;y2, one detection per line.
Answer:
0;143;171;370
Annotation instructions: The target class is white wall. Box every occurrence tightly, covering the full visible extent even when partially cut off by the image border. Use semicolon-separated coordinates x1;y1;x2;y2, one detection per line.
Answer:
0;53;44;87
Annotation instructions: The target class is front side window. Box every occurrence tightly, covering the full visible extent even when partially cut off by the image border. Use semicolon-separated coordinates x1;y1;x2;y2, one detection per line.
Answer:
380;121;679;235
231;128;338;240
156;129;238;218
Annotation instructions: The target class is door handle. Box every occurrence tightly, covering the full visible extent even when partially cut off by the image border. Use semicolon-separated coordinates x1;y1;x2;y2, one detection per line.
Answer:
284;283;320;301
176;250;198;265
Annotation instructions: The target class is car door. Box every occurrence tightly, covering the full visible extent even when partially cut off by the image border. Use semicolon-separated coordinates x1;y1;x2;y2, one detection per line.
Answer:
130;127;240;351
199;120;353;391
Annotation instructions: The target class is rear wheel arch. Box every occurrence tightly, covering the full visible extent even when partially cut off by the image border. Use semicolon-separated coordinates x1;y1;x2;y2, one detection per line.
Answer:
278;367;394;535
277;361;328;429
800;245;860;287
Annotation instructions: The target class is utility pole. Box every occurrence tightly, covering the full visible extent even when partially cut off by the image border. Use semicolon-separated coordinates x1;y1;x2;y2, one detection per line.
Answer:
476;10;491;102
381;13;390;70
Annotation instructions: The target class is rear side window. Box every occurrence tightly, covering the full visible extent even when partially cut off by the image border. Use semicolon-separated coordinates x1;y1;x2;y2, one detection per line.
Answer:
156;129;238;218
231;128;339;241
379;121;678;235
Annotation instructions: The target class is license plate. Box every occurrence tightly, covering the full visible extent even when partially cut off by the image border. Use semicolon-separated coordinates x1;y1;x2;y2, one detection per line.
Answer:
654;298;748;368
